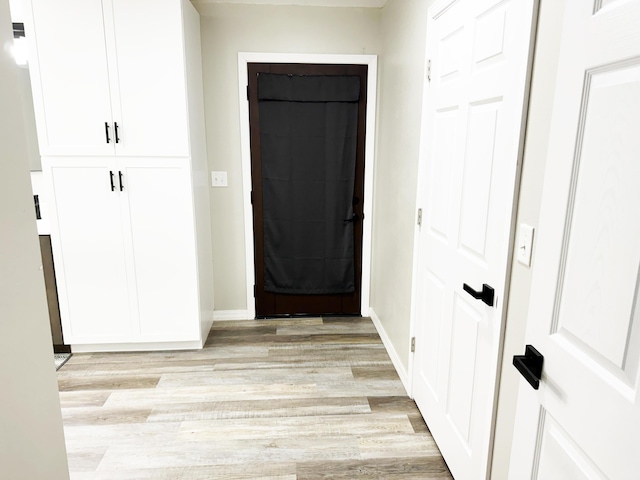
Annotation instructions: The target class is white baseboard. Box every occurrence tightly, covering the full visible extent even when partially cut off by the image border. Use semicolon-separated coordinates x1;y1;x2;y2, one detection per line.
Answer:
213;310;252;321
71;340;202;353
369;307;411;396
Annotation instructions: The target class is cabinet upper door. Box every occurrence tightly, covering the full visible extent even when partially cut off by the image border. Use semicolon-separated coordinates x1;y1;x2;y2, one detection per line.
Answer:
109;0;190;157
28;0;115;157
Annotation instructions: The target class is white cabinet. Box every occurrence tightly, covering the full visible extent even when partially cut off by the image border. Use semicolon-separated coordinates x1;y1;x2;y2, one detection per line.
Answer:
29;0;214;351
47;159;201;345
28;0;189;157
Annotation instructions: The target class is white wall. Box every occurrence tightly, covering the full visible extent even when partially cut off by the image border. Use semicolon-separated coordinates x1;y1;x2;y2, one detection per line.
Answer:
8;0;41;171
369;0;433;372
491;0;567;477
197;3;381;311
0;0;69;477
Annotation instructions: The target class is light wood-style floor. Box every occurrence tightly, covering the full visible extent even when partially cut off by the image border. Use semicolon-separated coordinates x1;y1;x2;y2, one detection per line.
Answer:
58;317;453;479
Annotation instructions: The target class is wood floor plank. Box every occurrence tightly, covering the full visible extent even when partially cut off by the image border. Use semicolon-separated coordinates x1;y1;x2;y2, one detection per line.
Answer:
296;457;452;479
58;391;111;409
146;396;371;422
177;413;415;441
205;333;383;347
71;464;297;480
156;366;355;388
56;316;452;479
61;407;152;426
276;322;378;336
58;375;160;392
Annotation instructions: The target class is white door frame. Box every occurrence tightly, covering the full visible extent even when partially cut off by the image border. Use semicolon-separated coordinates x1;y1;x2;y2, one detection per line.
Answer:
237;53;378;319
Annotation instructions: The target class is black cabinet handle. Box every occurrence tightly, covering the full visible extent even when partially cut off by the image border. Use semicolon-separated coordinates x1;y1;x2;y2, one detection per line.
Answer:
114;122;120;143
105;122;111;144
109;170;115;191
463;283;495;307
119;171;124;191
513;345;544;390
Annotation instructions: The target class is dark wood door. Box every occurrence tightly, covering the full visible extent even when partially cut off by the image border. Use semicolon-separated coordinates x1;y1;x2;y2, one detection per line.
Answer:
248;63;367;317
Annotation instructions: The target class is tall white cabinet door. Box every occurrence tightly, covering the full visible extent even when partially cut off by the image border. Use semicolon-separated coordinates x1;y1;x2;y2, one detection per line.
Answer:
28;0;114;157
121;162;199;341
108;0;190;158
49;164;131;342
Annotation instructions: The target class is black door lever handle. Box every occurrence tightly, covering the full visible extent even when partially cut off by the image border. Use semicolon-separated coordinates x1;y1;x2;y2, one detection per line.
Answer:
513;345;544;390
344;213;360;223
463;283;495;306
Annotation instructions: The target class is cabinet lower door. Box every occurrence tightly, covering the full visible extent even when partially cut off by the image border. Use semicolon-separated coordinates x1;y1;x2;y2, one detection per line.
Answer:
121;163;199;341
50;165;131;342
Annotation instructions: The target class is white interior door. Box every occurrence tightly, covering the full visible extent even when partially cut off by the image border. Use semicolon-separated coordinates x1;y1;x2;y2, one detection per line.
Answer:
509;1;640;477
411;0;536;478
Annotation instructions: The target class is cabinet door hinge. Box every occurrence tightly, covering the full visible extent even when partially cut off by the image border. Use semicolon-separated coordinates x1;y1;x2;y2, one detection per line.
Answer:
426;59;432;82
247;85;250;101
250;190;254;204
411;337;416;353
253;285;256;297
417;208;423;226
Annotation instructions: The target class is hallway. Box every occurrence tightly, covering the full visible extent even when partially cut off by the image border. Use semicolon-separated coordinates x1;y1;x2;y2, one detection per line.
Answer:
57;317;452;479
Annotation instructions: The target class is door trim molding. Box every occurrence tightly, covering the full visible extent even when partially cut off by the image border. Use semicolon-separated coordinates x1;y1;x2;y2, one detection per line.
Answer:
238;52;378;319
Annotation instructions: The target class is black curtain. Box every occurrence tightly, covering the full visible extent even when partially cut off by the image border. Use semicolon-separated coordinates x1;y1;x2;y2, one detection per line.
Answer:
258;73;360;295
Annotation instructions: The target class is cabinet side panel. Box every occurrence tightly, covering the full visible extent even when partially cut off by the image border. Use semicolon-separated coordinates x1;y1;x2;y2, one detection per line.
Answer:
183;0;215;340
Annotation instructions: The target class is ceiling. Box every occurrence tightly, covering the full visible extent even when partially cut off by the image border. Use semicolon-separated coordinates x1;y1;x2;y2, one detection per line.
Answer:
191;0;388;8
7;0;388;24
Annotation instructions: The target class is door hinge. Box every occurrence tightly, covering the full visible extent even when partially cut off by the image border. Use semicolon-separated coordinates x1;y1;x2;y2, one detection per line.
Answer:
426;59;432;82
250;190;254;204
417;208;422;227
253;285;256;297
411;337;416;353
247;85;250;101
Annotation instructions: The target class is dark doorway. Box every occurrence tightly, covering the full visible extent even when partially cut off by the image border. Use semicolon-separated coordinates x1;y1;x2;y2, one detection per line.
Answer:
248;63;367;317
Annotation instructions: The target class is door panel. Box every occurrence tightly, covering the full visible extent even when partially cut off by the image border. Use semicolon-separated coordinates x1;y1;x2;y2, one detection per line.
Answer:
29;0;114;156
412;0;536;478
109;0;189;157
49;164;131;342
510;1;640;477
123;163;199;340
248;63;367;317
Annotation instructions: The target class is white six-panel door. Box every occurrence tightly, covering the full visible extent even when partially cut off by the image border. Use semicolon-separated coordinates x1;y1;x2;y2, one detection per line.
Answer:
412;0;536;478
509;0;640;477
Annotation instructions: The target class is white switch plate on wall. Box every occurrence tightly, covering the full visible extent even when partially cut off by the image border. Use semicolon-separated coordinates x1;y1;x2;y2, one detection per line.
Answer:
211;171;228;187
517;223;535;267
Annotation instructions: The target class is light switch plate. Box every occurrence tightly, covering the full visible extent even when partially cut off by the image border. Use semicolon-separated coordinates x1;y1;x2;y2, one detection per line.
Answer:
517;223;535;267
211;171;228;187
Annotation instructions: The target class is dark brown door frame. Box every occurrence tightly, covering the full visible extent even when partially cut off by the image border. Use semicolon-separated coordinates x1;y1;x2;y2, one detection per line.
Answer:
238;54;377;320
248;63;367;317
